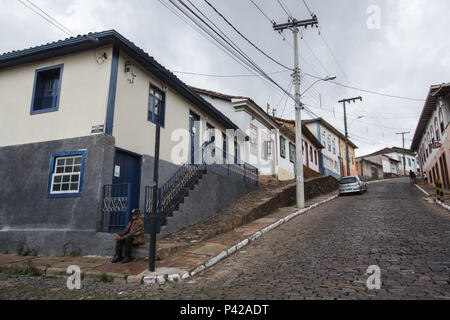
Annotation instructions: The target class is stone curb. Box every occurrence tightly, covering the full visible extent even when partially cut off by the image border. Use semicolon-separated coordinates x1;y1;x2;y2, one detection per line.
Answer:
415;184;450;212
143;193;339;285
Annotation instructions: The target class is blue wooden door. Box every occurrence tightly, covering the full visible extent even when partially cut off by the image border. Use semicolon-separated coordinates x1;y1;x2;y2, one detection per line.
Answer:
113;149;141;215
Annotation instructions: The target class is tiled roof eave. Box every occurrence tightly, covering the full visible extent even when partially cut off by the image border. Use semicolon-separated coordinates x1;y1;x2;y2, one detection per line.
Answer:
0;30;240;131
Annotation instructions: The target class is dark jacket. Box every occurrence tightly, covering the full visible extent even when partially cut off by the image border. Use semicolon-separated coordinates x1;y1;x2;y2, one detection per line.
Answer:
120;216;145;245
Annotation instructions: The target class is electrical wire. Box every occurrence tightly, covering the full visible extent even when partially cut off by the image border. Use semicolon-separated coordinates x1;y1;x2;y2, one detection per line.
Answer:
248;0;274;24
168;0;296;102
304;73;426;102
203;0;293;71
277;0;294;19
172;69;290;78
16;0;75;37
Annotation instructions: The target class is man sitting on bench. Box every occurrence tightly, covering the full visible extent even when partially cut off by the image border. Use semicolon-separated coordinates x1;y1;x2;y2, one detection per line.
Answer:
111;209;145;264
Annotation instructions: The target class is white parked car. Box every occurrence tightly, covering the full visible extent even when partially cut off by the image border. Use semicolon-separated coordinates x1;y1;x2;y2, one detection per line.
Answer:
339;176;367;196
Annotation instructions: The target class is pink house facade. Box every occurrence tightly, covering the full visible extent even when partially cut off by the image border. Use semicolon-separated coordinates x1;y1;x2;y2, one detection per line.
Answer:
411;83;450;190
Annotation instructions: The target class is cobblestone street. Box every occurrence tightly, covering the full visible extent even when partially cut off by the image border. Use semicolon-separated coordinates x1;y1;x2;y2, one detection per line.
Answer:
0;178;449;300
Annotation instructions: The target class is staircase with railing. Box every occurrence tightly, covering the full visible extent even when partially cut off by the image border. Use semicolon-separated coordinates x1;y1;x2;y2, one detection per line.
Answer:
144;144;258;234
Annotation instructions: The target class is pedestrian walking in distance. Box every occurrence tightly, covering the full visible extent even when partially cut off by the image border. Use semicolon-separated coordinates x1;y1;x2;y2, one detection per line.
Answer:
410;170;416;185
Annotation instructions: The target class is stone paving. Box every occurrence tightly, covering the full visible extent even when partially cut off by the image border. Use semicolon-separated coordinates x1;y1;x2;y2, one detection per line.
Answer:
0;178;449;300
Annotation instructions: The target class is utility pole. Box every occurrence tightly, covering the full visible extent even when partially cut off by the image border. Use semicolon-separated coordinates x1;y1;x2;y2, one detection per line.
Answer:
338;97;362;177
396;131;410;176
149;101;162;272
273;16;318;209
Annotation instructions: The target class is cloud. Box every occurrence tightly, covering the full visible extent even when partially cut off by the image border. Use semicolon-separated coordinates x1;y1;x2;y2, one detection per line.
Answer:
1;0;449;156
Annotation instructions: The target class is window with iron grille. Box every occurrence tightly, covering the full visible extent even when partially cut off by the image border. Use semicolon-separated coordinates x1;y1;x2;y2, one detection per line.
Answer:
148;84;165;126
289;143;295;163
31;64;63;114
280;136;286;158
439;107;444;133
47;151;86;198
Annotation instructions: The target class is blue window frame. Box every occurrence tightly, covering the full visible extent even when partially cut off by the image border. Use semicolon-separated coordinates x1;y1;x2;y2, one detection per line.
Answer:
30;64;63;115
46;151;86;198
148;83;165;127
207;123;216;157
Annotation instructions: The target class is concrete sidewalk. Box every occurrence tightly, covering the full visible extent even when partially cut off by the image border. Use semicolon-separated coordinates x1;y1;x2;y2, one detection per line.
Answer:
0;191;338;285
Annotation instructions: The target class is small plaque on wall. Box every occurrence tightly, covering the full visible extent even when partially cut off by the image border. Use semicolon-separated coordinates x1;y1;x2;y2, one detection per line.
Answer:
91;125;105;134
114;165;121;178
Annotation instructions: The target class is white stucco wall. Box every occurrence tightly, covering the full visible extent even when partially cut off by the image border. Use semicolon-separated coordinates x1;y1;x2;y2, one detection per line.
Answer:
418;97;450;171
113;51;233;165
199;94;277;175
384;152;417;174
0;46;113;147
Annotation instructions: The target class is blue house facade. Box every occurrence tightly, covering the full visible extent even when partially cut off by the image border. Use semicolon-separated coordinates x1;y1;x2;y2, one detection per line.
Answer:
304;119;343;180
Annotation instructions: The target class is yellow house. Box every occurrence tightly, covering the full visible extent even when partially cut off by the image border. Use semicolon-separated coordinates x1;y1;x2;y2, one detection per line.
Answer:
339;137;359;177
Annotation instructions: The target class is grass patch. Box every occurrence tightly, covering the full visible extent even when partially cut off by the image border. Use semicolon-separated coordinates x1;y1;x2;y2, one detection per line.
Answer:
69;249;81;257
97;273;114;283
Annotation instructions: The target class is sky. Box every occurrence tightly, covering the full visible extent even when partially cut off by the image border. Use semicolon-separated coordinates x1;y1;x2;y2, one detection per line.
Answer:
1;0;449;157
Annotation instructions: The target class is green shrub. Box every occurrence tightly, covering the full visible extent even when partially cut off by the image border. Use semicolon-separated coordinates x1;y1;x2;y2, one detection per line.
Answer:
98;273;114;283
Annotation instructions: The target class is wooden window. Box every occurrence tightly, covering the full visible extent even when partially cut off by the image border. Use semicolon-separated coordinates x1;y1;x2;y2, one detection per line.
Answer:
280;136;286;158
289;143;295;163
47;151;86;198
31;64;63;114
148;84;165;126
439;107;444;133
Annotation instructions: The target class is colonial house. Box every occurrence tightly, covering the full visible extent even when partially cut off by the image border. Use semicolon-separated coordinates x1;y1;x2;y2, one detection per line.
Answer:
411;83;450;189
381;147;418;176
338;136;358;177
357;150;401;178
192;87;323;181
192;87;279;177
0;30;258;256
304;118;354;180
359;147;417;177
356;158;384;180
273;118;323;180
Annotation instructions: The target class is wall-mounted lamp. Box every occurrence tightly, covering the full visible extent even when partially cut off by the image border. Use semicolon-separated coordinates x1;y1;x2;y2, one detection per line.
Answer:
125;61;132;73
124;61;136;84
95;51;108;64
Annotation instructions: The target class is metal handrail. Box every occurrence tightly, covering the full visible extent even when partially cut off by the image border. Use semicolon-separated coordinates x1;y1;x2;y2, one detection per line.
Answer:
145;143;259;233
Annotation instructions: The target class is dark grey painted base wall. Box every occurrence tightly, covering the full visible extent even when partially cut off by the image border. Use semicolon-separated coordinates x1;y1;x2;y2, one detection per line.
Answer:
0;135;256;256
158;171;257;239
0;134;115;256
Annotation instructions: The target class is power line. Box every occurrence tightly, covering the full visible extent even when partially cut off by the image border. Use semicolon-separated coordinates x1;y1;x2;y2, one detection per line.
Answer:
301;0;314;17
277;0;294;19
278;80;294;118
203;0;292;70
172;69;290;78
302;37;331;76
319;31;352;85
304;73;426;102
16;0;75;37
248;0;274;24
158;0;257;76
167;0;295;101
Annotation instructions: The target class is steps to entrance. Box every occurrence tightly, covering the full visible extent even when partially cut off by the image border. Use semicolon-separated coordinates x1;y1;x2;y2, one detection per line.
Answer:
158;171;256;238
